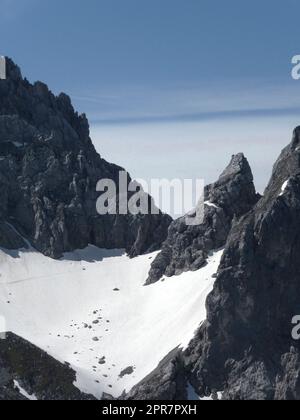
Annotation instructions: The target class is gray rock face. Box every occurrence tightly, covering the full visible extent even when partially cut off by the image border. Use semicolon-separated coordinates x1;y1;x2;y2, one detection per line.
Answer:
4;58;300;401
124;128;300;400
274;348;300;400
146;153;258;284
125;348;187;401
0;58;171;258
0;365;26;400
183;127;300;400
0;332;94;400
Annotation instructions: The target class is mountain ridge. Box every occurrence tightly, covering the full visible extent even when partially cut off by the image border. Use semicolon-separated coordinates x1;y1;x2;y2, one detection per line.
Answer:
1;58;300;400
146;153;259;284
128;128;300;400
0;57;171;259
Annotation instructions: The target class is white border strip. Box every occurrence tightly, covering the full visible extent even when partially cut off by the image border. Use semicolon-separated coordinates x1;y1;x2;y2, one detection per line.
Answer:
0;56;6;80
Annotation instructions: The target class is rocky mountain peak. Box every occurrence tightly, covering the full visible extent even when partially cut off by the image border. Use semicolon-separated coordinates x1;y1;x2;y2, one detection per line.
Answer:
0;59;172;258
125;128;300;401
183;128;300;400
291;125;300;149
206;152;257;219
4;57;22;82
0;57;90;151
260;127;300;205
219;153;252;181
146;153;258;284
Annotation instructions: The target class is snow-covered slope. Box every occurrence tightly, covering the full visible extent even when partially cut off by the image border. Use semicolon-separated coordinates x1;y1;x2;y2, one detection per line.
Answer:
0;245;222;399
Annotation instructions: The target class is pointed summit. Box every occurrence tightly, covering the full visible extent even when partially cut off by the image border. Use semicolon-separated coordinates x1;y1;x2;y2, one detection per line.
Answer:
0;58;171;258
184;127;300;400
220;153;252;180
0;57;22;82
146;154;258;284
261;126;300;202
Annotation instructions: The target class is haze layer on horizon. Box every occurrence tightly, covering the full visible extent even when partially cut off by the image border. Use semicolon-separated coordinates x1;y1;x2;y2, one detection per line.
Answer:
2;0;300;216
91;115;298;217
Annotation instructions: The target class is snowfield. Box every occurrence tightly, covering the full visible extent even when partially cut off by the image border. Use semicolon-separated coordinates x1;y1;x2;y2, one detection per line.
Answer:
0;244;223;399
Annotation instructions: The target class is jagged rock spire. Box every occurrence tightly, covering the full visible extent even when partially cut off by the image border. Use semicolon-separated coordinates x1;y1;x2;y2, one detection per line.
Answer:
146;153;258;284
4;57;22;81
185;128;300;400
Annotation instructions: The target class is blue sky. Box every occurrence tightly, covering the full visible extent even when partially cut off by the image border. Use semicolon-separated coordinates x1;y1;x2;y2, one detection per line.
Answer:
2;0;300;214
1;0;300;123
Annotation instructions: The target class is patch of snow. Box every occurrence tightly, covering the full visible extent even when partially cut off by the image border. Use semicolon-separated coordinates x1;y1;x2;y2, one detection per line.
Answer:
200;392;223;401
13;380;38;400
187;382;223;401
200;395;213;401
0;245;223;399
279;180;290;196
204;201;219;209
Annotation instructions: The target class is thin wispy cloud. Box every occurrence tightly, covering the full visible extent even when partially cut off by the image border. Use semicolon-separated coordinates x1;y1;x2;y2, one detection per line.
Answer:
72;80;300;125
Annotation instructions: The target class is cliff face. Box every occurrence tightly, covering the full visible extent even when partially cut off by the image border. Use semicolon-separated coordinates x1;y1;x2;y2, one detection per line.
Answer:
0;332;94;400
0;58;171;258
185;127;300;400
2;58;300;401
126;128;300;401
125;349;187;401
146;153;258;284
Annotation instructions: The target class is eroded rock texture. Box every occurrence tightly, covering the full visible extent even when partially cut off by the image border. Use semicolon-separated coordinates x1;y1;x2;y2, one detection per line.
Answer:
147;153;258;284
0;332;94;400
130;128;300;400
124;348;187;401
0;58;171;258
